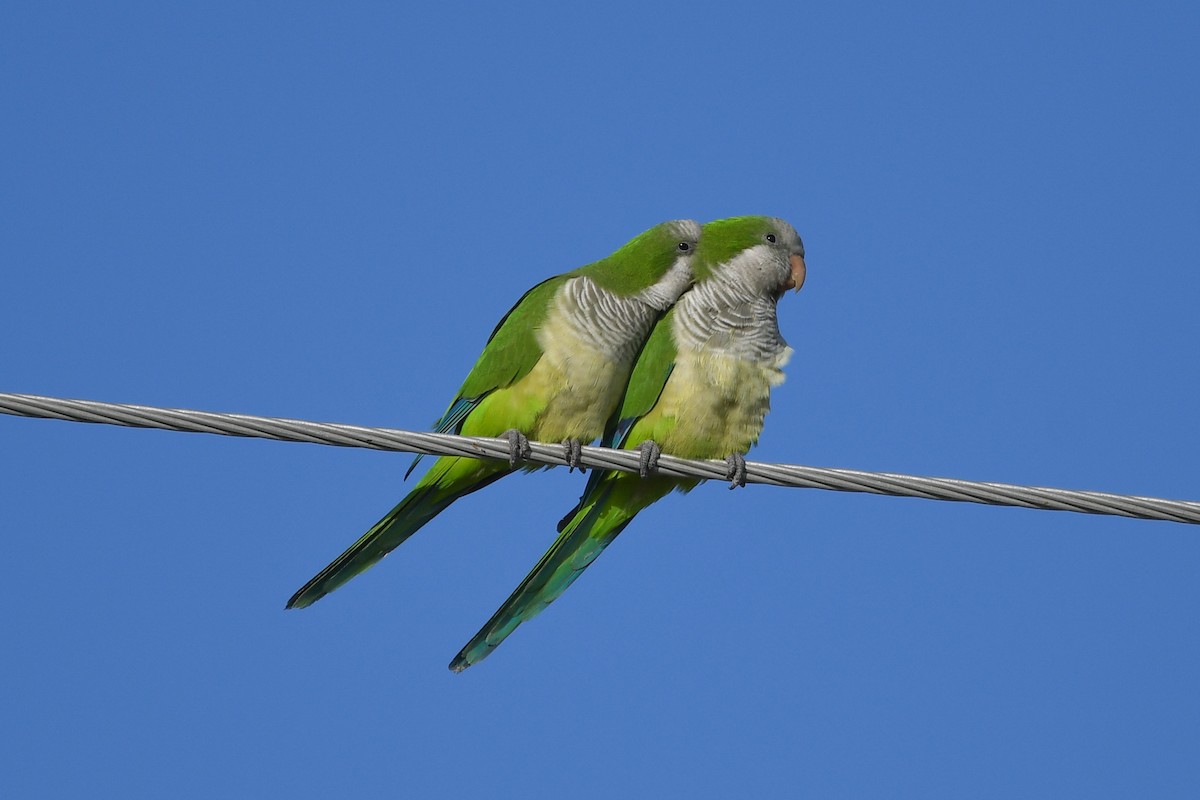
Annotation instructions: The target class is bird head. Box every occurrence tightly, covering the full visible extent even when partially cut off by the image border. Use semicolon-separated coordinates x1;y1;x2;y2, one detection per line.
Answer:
694;216;806;299
576;219;701;309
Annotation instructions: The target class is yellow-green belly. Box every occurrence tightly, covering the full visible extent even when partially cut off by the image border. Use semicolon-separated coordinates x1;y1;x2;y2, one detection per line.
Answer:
632;347;791;460
459;316;629;444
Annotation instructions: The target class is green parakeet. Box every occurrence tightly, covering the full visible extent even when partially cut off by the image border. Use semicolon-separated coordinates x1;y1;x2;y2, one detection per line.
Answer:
450;215;806;671
287;220;702;609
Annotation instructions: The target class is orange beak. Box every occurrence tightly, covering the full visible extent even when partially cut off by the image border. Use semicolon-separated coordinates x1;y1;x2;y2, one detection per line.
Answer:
783;253;807;292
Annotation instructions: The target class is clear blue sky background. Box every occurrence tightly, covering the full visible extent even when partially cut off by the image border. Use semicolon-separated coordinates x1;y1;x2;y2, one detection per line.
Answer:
3;2;1198;797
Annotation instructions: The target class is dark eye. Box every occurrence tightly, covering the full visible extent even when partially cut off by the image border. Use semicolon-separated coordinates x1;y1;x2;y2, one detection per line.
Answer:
677;241;691;251
765;233;777;244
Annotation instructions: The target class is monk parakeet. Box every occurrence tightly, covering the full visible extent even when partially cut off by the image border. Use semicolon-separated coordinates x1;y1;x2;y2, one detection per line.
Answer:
450;215;806;671
287;220;702;609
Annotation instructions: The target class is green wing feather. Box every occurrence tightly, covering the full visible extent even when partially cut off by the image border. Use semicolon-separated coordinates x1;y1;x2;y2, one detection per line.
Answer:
604;308;679;448
452;275;564;402
404;275;565;478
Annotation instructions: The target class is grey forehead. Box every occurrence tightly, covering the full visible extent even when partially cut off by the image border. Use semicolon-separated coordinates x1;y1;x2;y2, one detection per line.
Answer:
767;217;799;239
665;219;702;242
767;217;803;249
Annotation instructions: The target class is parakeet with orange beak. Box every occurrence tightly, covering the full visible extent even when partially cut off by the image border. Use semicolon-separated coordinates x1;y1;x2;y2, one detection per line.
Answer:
451;215;806;671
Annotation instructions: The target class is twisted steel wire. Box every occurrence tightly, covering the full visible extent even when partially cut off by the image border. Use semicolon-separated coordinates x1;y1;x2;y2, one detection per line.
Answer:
2;391;1198;525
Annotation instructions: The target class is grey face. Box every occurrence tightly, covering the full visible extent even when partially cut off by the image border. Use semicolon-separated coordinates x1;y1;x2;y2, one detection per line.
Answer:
666;218;703;252
731;218;807;298
637;219;701;311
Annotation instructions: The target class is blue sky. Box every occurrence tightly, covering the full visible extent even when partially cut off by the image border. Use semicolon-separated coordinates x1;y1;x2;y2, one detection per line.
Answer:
2;2;1199;797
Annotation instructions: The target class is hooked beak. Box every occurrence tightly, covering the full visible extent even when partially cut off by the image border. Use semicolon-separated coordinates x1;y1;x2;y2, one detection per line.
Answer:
783;253;807;292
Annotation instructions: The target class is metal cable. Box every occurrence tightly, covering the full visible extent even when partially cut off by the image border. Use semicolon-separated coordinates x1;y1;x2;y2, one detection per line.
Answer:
2;391;1198;525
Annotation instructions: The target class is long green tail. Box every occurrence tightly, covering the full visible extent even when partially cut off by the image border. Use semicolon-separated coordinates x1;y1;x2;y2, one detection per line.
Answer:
287;457;510;609
450;474;672;672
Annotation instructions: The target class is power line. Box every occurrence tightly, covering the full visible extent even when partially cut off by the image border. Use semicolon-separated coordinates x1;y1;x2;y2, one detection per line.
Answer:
2;391;1198;525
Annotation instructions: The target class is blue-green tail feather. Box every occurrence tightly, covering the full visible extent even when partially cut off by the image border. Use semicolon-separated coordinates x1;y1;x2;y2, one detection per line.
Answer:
450;479;639;672
287;462;507;609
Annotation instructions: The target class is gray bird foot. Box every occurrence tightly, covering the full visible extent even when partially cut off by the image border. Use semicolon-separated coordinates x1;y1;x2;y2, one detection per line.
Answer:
562;439;584;473
502;429;532;467
725;452;748;490
638;440;662;478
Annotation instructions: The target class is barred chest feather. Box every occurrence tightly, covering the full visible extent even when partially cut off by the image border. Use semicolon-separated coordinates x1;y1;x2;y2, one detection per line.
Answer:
649;276;792;460
520;276;658;441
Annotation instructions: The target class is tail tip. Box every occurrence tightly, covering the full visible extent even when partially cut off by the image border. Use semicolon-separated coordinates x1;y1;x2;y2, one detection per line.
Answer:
449;640;494;673
285;588;317;610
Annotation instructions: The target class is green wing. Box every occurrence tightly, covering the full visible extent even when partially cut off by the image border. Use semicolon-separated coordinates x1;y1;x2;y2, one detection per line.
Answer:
603;308;678;448
405;275;565;477
452;275;564;403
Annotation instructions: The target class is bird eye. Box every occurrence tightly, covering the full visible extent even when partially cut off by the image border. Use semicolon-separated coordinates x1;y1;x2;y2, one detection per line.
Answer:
677;242;691;251
765;233;777;244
